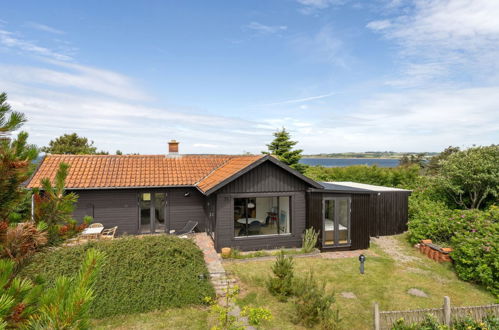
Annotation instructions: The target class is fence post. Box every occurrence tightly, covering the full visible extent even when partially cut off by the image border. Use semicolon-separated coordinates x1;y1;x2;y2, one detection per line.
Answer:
373;302;380;330
443;296;451;326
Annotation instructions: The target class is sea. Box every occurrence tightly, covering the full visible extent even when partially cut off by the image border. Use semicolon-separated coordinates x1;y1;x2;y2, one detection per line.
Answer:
299;158;400;168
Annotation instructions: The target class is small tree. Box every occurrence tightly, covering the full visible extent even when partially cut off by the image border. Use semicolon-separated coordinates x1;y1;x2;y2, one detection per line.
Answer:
266;251;295;301
263;128;307;173
0;92;25;137
438;145;499;209
0;93;38;223
292;272;339;329
34;163;79;244
41;133;108;155
0;248;105;329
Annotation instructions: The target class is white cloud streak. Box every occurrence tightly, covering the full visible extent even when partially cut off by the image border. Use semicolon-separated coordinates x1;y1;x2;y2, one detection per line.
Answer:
25;22;65;35
0;29;72;61
246;22;287;34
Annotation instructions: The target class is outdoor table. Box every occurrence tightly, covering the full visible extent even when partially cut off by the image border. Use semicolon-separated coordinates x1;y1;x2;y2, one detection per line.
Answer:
80;227;104;239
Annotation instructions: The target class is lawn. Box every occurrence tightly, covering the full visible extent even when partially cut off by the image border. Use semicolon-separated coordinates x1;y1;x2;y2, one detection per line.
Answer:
92;306;210;330
224;234;496;330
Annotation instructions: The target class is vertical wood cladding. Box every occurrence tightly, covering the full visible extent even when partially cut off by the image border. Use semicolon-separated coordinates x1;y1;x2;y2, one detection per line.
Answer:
307;190;410;251
373;192;410;236
71;187;207;235
71;189;139;235
217;161;310;194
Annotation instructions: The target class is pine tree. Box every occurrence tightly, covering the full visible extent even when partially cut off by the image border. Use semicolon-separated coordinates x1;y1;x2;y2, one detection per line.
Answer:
266;251;294;301
0;93;38;222
263;128;307;173
0;92;26;138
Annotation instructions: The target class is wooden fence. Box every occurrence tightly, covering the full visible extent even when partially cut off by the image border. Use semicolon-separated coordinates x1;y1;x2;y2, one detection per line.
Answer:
373;296;499;330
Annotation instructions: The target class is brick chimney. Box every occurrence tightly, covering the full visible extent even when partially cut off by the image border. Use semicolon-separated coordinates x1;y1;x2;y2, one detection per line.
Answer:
168;140;179;155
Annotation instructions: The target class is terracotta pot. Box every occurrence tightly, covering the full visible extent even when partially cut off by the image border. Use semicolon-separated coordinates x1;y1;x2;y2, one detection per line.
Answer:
221;247;231;258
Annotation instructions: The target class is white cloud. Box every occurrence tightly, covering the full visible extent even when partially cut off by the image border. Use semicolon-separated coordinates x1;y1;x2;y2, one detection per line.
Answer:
366;19;391;31
246;22;287;34
292;25;349;68
0;29;72;61
262;92;336;106
25;22;65;35
296;0;348;14
368;0;499;86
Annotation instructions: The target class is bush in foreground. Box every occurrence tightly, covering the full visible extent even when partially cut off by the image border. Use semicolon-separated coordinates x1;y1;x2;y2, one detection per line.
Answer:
21;235;214;318
1;248;104;329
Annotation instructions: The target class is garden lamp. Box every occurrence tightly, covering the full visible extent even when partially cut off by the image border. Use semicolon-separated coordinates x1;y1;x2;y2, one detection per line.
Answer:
359;254;366;274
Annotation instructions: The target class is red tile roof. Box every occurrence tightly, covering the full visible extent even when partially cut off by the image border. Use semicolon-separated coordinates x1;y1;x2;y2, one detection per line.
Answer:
26;154;264;193
196;155;264;193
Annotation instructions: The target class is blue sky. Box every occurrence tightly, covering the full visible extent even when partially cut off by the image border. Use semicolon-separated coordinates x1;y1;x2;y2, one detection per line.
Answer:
1;0;498;154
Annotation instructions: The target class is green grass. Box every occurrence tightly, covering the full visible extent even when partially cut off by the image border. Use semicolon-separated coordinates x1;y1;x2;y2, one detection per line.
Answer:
21;235;214;318
225;234;496;330
92;306;210;330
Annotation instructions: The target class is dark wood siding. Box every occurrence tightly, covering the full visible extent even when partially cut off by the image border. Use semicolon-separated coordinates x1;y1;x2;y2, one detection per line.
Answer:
215;191;306;251
217;161;309;194
307;190;410;251
71;187;208;235
168;188;207;232
371;192;410;236
71;189;139;235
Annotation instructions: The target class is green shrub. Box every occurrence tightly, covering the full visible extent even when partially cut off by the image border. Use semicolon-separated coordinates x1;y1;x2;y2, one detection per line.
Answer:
241;306;273;326
301;227;319;253
407;192;454;245
21;235;214;318
450;206;499;298
391;314;443;330
391;314;499;329
266;251;294;301
292;272;338;329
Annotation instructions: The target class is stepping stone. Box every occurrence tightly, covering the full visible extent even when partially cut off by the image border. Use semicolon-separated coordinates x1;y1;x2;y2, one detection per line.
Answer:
407;288;429;298
340;292;357;299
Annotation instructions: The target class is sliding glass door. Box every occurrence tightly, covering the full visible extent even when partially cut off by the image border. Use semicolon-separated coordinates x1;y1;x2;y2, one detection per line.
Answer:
323;197;351;247
139;192;167;234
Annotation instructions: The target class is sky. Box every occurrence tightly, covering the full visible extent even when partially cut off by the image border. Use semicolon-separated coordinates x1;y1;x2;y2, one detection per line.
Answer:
0;0;498;154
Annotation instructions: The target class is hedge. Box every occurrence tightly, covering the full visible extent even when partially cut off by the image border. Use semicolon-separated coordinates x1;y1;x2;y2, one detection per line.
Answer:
21;235;214;318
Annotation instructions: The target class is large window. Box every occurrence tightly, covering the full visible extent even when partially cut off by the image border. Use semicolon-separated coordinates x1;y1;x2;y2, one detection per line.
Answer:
323;197;351;246
234;196;291;237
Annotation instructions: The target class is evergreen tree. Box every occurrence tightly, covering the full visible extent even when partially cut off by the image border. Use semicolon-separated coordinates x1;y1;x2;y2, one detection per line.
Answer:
263;128;307;173
41;133;108;155
0;93;38;222
0;92;26;138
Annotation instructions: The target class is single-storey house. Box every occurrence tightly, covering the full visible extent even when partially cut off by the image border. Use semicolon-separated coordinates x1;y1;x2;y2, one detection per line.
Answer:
26;141;411;251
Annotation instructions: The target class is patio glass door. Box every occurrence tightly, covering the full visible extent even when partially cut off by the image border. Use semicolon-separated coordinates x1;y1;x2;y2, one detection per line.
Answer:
139;192;167;234
323;197;351;247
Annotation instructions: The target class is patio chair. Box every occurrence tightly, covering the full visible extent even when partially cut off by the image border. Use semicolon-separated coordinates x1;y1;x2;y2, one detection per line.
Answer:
89;223;104;228
101;226;117;240
169;221;198;235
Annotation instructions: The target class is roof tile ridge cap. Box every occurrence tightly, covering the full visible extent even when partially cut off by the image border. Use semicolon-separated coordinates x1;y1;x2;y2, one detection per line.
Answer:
193;156;237;186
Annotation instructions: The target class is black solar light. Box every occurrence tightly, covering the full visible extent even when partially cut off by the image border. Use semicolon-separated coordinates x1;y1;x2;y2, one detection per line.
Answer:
359;254;366;274
198;274;205;280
